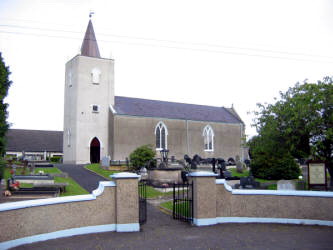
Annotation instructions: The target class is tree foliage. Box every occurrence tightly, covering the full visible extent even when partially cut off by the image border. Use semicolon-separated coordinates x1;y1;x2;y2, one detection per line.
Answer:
249;77;332;181
129;145;156;171
0;53;12;156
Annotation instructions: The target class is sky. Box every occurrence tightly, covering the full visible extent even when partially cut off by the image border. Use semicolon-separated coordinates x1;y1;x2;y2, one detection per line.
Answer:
0;0;333;139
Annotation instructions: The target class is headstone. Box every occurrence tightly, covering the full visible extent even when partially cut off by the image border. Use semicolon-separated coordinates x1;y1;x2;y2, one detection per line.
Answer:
236;160;243;173
277;180;296;190
101;156;110;168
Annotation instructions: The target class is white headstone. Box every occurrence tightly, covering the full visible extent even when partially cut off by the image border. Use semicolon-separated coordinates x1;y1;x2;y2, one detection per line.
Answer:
101;156;110;167
277;180;296;190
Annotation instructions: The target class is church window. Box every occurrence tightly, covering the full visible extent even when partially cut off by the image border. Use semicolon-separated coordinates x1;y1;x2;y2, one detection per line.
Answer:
203;125;214;151
92;105;99;113
91;68;101;84
155;122;168;150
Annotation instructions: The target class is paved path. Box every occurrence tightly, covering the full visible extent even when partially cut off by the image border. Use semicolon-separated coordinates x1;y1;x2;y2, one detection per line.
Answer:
55;164;108;193
13;202;333;250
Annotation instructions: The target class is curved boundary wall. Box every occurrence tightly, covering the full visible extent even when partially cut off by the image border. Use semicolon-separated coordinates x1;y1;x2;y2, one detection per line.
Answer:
0;173;140;250
188;172;333;227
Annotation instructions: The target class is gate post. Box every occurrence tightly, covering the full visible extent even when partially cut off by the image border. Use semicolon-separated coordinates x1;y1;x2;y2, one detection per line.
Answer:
188;172;218;226
111;172;140;232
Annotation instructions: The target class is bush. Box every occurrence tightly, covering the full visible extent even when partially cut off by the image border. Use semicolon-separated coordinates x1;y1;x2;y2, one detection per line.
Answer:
50;156;62;163
0;157;5;181
250;153;300;180
129;145;155;171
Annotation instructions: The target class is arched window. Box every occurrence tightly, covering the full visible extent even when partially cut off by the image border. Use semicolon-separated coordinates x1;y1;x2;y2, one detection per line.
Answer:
91;68;101;84
203;125;214;151
155;122;168;150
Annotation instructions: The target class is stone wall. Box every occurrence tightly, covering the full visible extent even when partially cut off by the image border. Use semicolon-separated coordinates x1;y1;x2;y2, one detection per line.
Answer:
216;181;333;222
188;172;333;227
0;173;140;248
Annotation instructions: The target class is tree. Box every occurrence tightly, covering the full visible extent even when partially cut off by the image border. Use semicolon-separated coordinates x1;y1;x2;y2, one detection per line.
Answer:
129;145;156;171
0;53;12;156
250;77;333;183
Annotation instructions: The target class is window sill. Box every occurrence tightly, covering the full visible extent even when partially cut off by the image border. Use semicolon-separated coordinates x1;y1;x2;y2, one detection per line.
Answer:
204;149;214;152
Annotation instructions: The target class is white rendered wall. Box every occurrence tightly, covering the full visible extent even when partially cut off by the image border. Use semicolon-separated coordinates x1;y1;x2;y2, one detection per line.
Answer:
63;55;114;164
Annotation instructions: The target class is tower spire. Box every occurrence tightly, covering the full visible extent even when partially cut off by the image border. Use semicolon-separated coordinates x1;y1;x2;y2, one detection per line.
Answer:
81;17;100;58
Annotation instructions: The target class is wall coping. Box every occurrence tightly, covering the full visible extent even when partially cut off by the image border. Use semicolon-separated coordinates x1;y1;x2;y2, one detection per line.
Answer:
216;179;333;197
0;181;116;212
111;172;140;179
188;171;218;177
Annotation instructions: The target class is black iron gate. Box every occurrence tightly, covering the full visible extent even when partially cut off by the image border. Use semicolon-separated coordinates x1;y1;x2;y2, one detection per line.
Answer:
173;182;193;223
138;180;147;225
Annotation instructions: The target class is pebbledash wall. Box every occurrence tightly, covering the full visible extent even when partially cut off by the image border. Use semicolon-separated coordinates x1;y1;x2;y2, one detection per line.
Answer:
0;173;139;250
110;114;244;161
188;172;333;227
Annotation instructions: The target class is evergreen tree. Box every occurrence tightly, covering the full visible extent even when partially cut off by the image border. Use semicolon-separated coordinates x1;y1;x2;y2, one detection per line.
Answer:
0;53;12;156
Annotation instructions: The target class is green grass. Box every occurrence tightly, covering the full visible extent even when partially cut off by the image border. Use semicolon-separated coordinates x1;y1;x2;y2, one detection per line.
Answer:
230;168;249;178
267;184;277;190
34;167;62;174
84;163;119;180
229;168;278;184
54;176;89;196
161;200;173;210
145;186;174;198
160;200;192;217
4;166;88;196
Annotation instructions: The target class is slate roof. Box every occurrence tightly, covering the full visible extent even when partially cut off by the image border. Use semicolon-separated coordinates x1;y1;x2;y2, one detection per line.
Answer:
81;19;100;58
114;96;243;124
5;129;63;152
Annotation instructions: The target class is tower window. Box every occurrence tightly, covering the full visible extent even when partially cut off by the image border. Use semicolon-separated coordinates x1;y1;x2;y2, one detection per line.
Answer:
92;105;99;113
91;68;101;84
203;125;214;151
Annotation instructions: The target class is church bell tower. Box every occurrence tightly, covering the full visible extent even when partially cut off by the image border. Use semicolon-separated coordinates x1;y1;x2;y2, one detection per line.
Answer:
63;18;114;164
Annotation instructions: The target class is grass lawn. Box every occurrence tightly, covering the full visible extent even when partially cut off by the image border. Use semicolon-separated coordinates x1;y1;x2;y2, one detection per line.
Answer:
85;163;175;198
229;168;278;183
161;200;173;210
84;163;119;180
160;200;192;217
54;176;89;196
4;166;88;196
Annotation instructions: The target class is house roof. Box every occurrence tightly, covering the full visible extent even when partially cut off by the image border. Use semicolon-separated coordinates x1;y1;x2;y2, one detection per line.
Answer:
114;96;243;124
5;129;63;153
81;19;100;58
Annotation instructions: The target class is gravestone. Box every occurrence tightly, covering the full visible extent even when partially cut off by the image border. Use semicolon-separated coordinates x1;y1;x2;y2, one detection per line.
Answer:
277;180;296;190
101;156;110;168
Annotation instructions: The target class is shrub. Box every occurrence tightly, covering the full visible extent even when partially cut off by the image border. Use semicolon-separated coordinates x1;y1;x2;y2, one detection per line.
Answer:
0;157;5;181
50;156;62;163
129;145;155;171
250;153;300;180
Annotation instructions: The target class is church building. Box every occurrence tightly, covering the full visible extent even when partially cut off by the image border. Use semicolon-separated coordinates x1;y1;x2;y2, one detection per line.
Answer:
63;19;246;164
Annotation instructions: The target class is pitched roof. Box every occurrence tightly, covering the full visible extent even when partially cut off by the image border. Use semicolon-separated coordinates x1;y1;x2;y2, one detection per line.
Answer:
5;129;63;152
81;20;100;58
114;96;243;124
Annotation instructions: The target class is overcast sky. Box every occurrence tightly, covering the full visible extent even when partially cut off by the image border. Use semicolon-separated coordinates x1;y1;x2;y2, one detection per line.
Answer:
0;0;333;138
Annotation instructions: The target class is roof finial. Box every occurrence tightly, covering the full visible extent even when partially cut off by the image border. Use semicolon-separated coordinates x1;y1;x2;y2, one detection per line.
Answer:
89;11;95;19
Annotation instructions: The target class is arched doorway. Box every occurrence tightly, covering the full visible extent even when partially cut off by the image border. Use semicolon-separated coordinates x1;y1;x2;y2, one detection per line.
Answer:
90;137;100;163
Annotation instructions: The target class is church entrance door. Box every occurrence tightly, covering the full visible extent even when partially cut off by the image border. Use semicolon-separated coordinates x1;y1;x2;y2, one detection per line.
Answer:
90;137;100;163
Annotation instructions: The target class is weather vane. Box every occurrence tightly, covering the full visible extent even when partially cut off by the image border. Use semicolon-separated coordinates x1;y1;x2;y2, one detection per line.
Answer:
89;11;95;19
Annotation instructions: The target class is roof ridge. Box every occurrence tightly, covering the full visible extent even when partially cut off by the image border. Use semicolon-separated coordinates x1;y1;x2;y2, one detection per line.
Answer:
115;95;227;110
